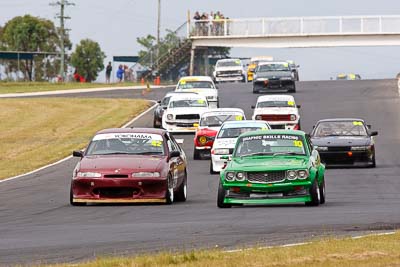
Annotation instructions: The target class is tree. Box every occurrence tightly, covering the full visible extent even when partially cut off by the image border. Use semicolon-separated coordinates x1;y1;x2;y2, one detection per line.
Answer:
70;39;105;82
0;15;71;81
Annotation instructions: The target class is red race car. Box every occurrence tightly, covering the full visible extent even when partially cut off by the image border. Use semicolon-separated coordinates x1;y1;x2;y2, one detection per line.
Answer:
193;108;245;159
70;128;187;205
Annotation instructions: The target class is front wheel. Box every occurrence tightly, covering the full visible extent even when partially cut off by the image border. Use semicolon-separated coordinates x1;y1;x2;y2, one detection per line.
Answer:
305;178;320;206
319;178;326;204
70;187;86;206
175;172;187;202
193;148;201;160
165;174;174;204
288;85;296;93
217;182;231;208
210;160;217;174
153;117;160;128
253;87;259;94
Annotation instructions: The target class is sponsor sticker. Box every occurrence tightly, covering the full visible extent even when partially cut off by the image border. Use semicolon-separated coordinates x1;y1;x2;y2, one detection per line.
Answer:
287;101;295;106
93;133;163;141
243;134;300;142
353;121;363;126
235;115;243;121
293;140;303;147
180;80;186;85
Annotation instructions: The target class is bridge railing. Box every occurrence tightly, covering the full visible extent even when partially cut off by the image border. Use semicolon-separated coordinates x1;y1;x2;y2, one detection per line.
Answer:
188;15;400;38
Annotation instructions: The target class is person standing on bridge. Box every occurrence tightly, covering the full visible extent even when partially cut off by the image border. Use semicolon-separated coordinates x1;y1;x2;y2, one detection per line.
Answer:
116;65;124;83
193;11;201;36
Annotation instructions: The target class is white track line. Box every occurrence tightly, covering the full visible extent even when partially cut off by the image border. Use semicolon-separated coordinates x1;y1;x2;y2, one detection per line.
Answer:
0;100;158;184
224;231;396;253
0;85;169;98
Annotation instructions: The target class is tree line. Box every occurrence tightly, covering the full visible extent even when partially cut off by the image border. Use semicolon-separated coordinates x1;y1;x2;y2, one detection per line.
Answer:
0;15;105;82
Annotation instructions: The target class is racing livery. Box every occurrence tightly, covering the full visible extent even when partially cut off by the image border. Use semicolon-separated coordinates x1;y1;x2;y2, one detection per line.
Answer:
193;108;246;160
162;94;210;133
252;95;301;130
213;58;247;83
175;76;219;108
70;128;187;205
218;130;326;208
210;120;271;174
310;118;378;167
253;61;296;93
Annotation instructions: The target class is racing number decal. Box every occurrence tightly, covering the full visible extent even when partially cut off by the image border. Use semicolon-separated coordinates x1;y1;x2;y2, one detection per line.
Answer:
287;101;295;106
235;115;243;121
353;121;363;126
293;140;303;147
151;140;162;147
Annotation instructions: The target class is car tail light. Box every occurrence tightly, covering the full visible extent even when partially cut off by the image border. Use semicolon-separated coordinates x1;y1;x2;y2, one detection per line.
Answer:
293;124;300;130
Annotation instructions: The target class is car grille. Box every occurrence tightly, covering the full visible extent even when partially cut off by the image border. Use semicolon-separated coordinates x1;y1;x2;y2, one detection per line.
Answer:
104;174;129;178
247;171;286;183
270;125;286;129
328;146;351;151
98;187;136;198
176;123;196;127
217;70;241;76
176;114;200;120
261;114;291;121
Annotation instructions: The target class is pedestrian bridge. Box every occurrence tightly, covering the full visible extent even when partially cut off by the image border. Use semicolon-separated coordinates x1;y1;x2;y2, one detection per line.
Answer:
187;15;400;48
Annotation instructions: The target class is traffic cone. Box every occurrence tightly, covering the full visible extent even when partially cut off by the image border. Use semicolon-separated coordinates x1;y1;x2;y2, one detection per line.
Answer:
156;76;161;85
140;77;145;85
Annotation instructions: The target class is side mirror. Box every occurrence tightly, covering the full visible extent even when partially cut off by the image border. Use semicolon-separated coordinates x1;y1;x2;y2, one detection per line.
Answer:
162;106;168;110
72;150;84;157
312;125;315;129
296;105;301;108
157;100;161;104
170;151;181;158
251;105;255;109
371;131;378;136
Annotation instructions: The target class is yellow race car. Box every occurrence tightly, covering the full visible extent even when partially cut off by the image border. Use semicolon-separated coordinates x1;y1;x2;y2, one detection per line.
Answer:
247;56;273;82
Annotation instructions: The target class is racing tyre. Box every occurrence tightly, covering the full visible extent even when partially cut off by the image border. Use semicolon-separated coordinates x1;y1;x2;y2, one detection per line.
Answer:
153;118;159;128
70;187;86;206
370;151;376;168
288;85;296;93
165;174;174;204
210;160;218;174
217;182;231;208
253;87;259;94
319;178;326;204
306;178;320;206
193;147;201;160
175;171;187;202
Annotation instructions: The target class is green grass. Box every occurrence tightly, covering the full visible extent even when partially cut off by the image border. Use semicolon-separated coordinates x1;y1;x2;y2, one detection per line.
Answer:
0;81;172;94
0;98;150;179
43;232;400;267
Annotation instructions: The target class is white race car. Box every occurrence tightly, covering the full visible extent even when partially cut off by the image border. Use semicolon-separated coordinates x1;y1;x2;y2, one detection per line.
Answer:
210;120;271;174
193;108;246;160
175;76;219;108
251;95;301;130
162;93;210;133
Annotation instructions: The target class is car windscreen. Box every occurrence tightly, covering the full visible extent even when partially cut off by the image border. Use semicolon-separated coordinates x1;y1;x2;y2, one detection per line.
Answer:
258;63;290;72
86;133;165;155
217;60;241;67
313;121;368;137
169;99;207;108
217;126;266;139
234;134;306;157
177;81;214;89
257;100;295;108
200;113;244;127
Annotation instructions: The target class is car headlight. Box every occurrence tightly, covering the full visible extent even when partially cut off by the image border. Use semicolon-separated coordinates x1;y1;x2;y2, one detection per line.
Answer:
315;146;328;151
290;114;297;121
214;148;230;155
297;170;309;179
351;146;368;151
256;78;268;81
216;71;221;76
167;114;173;120
132;172;160;178
236;172;246;181
287;170;297;180
280;76;292;80
77;172;102;178
255;115;262;120
225;172;235;181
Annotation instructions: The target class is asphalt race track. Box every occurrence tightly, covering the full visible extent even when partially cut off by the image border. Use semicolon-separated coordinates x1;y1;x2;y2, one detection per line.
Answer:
1;80;399;265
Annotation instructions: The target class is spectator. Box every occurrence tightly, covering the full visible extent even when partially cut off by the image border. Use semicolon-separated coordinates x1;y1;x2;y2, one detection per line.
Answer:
200;12;208;36
116;65;124;82
105;62;112;83
193;11;201;36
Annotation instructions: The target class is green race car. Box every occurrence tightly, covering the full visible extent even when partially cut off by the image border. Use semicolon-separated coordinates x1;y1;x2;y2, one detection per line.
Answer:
217;130;326;208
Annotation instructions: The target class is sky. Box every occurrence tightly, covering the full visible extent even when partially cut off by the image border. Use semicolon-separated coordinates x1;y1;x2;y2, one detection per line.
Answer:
1;0;400;81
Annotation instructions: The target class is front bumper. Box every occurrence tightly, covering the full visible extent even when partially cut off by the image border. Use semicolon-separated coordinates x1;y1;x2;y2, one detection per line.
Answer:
222;180;312;204
163;120;198;133
71;177;167;203
253;80;295;91
211;154;230;172
215;75;243;82
268;123;299;130
319;150;374;167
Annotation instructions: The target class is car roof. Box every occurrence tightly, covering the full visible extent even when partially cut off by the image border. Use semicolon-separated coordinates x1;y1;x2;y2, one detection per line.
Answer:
221;120;269;128
165;91;198;97
258;61;289;66
95;128;167;135
316;118;365;123
250;56;273;62
178;76;213;82
257;94;295;102
201;108;244;116
169;94;207;101
239;129;306;138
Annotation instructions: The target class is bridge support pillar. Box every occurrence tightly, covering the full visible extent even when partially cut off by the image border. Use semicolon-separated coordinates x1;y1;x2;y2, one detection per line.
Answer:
189;47;195;76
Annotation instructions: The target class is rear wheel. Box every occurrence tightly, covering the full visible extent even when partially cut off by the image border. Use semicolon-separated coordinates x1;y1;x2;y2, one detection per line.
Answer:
175;172;187;202
153;117;160;128
193;147;201;160
217;182;231;208
165;174;174;204
306;178;320;206
253;87;259;94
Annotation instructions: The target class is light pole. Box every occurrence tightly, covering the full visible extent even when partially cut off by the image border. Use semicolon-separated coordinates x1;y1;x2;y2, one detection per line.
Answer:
156;0;161;70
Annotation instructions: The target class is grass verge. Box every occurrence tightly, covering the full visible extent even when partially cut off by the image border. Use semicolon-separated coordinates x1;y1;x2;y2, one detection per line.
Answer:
0;98;150;179
46;232;399;267
0;81;172;94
